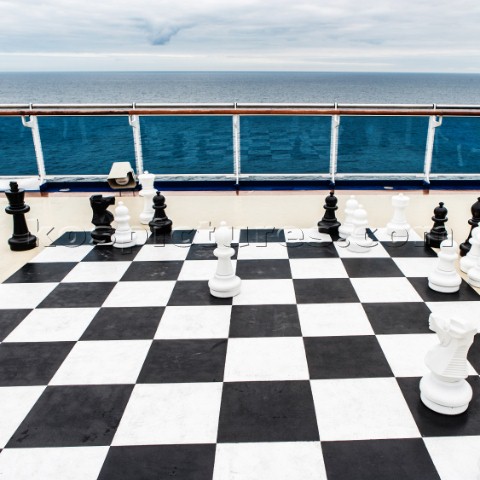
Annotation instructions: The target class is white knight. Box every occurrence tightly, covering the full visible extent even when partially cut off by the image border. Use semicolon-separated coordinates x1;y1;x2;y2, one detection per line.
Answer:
420;313;478;415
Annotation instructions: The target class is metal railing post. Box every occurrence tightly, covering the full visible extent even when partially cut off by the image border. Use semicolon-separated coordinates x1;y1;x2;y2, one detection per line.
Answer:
423;114;442;184
129;112;144;175
21;114;46;182
329;112;340;184
232;112;241;185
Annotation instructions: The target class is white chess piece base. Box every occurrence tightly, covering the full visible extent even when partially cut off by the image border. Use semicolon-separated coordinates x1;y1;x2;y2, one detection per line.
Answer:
420;372;473;415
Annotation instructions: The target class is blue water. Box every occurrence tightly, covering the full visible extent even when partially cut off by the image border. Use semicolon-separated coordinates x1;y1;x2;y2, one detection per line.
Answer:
0;72;479;177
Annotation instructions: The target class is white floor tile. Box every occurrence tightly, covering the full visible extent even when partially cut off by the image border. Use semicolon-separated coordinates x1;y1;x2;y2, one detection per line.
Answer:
334;240;390;258
289;258;348;279
193;228;240;244
0;446;109;480
213;442;327;480
351;277;424;303
178;260;230;281
133;244;190;261
236;243;289;260
426;301;480;325
29;245;93;263
424;436;480;480
298;303;374;336
0;283;57;309
4;308;98;342
224;337;309;381
233;279;296;305
62;262;131;282
373;228;422;242
102;281;175;307
0;386;45;448
311;378;421;441
112;383;223;445
393;257;438;277
50;340;151;385
155;305;231;339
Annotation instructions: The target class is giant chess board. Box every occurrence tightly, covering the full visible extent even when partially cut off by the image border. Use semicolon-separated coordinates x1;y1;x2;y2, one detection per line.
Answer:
0;227;479;479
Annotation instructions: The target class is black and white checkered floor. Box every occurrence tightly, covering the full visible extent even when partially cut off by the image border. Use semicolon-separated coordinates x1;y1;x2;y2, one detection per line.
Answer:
0;227;479;479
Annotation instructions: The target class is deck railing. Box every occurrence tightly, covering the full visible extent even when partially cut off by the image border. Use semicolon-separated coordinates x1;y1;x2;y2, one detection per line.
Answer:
0;103;479;187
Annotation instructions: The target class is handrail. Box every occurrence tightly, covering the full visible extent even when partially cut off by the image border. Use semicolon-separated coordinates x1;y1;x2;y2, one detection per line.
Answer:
0;103;480;117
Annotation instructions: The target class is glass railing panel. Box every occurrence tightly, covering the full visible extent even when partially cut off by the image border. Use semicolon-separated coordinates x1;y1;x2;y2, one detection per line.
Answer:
0;117;38;175
39;116;134;175
431;117;480;174
141;116;232;174
240;116;331;174
337;116;428;173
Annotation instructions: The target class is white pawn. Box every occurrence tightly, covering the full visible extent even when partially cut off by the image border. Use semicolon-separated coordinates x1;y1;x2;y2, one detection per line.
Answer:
112;201;137;248
428;238;461;293
464;226;480;277
420;313;478;415
209;221;241;298
138;171;156;225
347;205;375;253
386;193;411;238
338;195;359;239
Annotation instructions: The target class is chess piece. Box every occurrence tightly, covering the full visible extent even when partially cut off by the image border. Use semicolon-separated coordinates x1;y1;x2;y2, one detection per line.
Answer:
420;313;478;415
90;194;115;245
149;192;173;236
338;195;359;239
347;205;375;253
428;238;462;293
112;201;137;248
460;197;480;256
209;221;241;298
386;193;411;238
4;181;37;251
138;171;156;225
425;202;449;248
460;226;480;274
467;229;480;287
317;190;341;235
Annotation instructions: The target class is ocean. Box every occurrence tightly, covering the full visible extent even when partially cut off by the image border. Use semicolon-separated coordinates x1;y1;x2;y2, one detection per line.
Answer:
0;71;479;178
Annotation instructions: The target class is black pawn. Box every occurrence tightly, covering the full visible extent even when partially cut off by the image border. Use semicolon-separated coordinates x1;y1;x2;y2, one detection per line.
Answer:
4;181;37;251
90;195;115;245
425;202;449;248
459;197;480;256
317;190;341;235
149;192;173;237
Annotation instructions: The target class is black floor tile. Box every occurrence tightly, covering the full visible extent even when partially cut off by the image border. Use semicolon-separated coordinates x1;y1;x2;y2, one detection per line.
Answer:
381;241;437;258
51;231;93;246
80;307;164;340
235;259;292;279
363;302;432;334
167;281;232;306
146;229;196;245
397;376;480;437
304;336;393;379
322;438;441;480
4;262;76;283
7;384;134;447
137;339;227;383
0;309;31;341
186;243;238;261
468;338;480;374
408;277;480;302
0;342;74;386
121;261;183;281
229;305;301;337
37;282;117;308
341;258;404;278
217;381;319;442
98;444;216;480
294;278;359;303
82;246;141;262
239;228;285;244
287;242;339;259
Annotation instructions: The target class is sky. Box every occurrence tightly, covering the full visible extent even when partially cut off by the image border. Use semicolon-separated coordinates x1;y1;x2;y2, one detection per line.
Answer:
0;0;479;72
